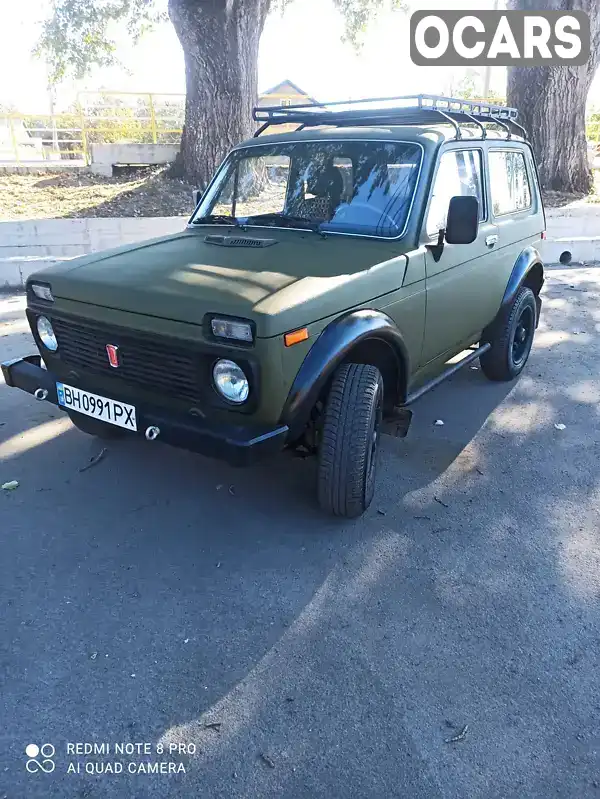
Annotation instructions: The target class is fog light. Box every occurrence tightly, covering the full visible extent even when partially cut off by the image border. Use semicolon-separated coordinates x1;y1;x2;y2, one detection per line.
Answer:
37;316;58;351
213;359;249;404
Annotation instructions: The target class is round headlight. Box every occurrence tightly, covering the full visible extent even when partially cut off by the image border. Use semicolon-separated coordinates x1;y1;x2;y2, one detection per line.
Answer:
37;316;58;351
213;359;249;404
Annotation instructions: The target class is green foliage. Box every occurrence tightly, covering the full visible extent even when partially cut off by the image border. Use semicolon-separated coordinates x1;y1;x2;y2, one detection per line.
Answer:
587;110;600;144
20;93;184;161
485;90;507;106
445;69;506;105
36;0;167;83
327;0;407;47
37;0;407;82
80;94;183;144
452;69;479;100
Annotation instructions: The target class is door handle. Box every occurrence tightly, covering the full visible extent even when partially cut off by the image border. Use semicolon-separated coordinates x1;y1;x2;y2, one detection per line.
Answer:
486;235;499;247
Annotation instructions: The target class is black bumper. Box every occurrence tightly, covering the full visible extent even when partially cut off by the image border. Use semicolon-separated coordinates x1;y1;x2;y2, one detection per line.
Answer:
1;355;289;467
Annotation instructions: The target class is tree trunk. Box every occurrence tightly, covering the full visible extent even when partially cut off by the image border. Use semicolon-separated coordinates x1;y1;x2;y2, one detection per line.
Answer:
168;0;272;187
507;0;600;193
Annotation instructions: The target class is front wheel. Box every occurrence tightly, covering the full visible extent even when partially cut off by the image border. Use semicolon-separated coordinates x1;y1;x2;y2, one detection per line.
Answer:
317;363;383;518
480;286;537;382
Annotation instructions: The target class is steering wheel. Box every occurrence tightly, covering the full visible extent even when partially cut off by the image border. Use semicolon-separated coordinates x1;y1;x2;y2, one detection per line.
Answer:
333;202;398;230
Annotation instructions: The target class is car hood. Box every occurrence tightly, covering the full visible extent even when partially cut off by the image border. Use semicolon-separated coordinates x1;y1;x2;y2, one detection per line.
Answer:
39;228;408;338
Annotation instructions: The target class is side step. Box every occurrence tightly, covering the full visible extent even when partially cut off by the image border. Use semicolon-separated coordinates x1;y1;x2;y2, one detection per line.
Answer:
404;343;491;407
382;343;490;439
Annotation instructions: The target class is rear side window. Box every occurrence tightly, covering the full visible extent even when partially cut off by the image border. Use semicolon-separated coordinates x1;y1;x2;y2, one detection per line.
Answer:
427;149;484;237
489;150;532;216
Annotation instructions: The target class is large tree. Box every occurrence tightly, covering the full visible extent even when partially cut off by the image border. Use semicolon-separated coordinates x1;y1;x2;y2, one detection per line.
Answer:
507;0;600;193
37;0;404;186
38;0;600;192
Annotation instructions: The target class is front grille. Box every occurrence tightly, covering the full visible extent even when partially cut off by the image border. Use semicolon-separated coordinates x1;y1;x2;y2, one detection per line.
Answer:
52;317;201;403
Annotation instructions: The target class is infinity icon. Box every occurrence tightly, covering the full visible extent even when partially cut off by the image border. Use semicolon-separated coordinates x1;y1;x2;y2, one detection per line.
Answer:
25;743;55;774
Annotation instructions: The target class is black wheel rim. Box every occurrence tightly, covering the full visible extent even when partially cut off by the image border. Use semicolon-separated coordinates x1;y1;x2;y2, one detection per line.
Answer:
511;305;534;366
364;386;383;503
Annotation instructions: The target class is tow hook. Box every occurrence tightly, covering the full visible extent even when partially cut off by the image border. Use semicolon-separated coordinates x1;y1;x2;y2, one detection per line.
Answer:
145;426;161;441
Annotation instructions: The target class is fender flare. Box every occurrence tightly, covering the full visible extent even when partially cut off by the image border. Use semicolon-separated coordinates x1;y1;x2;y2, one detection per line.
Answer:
501;246;545;311
280;309;410;439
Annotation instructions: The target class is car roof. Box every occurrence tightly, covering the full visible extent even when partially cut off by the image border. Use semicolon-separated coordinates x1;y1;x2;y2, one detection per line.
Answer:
235;125;527;155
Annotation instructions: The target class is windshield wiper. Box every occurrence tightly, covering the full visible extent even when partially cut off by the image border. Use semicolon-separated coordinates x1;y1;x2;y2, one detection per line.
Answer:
245;212;321;233
193;214;243;227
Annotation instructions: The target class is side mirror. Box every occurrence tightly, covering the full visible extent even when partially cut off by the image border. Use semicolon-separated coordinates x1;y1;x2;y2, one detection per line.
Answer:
445;195;479;245
193;189;204;207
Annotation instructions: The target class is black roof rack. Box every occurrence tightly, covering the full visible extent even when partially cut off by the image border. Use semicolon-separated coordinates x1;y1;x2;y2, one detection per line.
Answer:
252;94;525;141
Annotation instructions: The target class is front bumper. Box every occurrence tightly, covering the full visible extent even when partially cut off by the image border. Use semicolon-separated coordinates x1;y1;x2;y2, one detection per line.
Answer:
1;355;289;467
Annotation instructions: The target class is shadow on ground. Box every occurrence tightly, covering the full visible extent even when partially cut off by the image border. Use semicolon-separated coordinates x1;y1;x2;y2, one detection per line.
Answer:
1;268;600;798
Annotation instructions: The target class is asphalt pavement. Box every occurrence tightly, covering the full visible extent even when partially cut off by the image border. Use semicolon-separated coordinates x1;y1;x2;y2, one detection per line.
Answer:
1;267;599;798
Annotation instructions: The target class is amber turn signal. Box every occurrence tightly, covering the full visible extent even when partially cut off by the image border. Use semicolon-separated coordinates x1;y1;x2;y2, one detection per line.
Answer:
284;327;309;347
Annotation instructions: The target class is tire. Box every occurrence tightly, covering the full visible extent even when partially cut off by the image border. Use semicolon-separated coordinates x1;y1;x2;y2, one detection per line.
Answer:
480;286;537;382
67;411;126;439
317;363;384;518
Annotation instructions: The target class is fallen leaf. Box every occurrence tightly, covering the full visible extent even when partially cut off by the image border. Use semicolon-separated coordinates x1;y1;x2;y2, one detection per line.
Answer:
1;480;19;491
204;722;222;732
79;448;108;473
434;420;445;426
445;724;469;743
554;423;566;431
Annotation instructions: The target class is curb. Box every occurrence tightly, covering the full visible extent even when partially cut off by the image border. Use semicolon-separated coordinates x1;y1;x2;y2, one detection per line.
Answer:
0;257;75;290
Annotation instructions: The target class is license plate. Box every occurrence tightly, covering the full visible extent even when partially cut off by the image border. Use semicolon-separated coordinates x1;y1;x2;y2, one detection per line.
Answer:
56;382;137;431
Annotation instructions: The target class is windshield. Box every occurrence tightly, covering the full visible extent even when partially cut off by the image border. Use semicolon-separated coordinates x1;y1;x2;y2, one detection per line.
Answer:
193;140;423;238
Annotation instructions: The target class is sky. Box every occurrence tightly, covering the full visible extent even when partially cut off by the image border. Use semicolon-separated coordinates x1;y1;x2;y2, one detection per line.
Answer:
2;0;600;114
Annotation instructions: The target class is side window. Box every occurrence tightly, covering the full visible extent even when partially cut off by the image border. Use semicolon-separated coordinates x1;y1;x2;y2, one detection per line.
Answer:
426;150;484;237
489;150;532;216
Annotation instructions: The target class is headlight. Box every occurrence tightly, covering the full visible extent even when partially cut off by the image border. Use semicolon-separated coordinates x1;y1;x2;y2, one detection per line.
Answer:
31;283;54;302
37;316;58;351
211;317;253;343
213;359;249;404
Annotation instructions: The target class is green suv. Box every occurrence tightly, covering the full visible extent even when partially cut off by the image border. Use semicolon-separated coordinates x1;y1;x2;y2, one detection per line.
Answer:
2;96;545;517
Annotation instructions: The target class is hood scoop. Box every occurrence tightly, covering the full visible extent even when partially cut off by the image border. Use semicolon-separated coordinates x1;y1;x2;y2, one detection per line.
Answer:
204;234;277;248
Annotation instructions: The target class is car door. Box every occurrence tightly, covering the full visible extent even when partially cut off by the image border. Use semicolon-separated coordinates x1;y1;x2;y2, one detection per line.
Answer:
486;146;544;293
420;146;499;366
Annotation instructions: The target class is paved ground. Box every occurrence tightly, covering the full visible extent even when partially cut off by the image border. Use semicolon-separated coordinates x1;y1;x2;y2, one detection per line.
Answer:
1;269;600;799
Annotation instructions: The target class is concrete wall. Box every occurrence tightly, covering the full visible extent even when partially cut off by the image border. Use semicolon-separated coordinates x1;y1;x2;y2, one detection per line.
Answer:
543;203;600;264
1;205;598;289
0;217;187;289
90;143;179;176
1;216;186;259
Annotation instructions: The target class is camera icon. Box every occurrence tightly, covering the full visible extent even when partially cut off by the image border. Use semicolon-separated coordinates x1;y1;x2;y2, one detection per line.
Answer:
25;743;55;774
